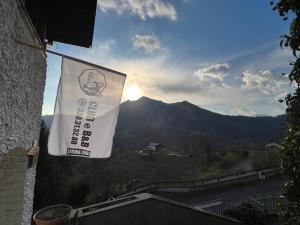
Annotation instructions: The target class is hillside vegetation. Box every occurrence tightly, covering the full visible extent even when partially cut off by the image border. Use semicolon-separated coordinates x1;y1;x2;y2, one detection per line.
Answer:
34;97;285;210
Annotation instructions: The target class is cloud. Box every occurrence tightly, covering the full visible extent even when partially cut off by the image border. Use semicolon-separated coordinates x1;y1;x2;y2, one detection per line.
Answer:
52;41;291;117
132;34;161;53
230;105;256;117
97;0;177;21
241;70;288;94
194;63;229;87
158;83;201;94
157;63;231;94
90;40;115;56
274;91;288;102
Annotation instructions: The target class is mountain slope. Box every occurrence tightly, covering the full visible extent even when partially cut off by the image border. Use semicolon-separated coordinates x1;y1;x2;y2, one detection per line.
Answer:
43;96;286;152
115;97;286;151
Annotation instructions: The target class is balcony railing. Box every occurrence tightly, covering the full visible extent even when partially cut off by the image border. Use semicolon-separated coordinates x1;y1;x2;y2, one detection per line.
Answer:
118;168;281;197
192;193;285;224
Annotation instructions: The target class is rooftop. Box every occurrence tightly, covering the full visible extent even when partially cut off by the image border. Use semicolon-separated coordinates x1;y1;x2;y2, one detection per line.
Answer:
75;193;243;225
25;0;97;47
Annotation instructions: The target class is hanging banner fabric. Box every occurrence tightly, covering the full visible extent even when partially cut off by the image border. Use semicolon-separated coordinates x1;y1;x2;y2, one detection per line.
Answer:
48;57;126;158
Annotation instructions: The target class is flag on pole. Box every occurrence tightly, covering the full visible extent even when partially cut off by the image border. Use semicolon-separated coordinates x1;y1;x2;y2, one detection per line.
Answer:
48;57;126;158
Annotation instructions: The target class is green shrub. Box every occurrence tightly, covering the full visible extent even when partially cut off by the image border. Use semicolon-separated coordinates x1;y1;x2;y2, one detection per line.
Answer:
249;149;280;170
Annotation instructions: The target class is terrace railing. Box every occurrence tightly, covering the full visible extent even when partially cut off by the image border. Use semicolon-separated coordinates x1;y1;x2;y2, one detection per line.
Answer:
192;194;284;224
118;168;281;197
247;193;285;214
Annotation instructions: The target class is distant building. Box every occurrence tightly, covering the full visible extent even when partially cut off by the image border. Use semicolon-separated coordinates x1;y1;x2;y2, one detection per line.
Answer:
147;143;162;151
265;143;283;151
138;143;163;155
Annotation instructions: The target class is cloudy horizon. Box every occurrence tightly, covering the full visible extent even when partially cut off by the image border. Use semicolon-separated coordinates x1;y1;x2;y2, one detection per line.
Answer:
43;0;295;117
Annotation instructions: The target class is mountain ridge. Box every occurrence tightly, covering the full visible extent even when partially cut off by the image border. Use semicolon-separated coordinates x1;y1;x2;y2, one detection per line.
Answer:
43;96;284;122
43;96;286;153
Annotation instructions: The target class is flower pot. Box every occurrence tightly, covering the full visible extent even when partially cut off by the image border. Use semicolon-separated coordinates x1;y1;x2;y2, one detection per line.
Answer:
33;204;73;225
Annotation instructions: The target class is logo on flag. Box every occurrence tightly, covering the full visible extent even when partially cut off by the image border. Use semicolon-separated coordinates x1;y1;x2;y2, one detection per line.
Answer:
78;69;107;97
48;57;126;158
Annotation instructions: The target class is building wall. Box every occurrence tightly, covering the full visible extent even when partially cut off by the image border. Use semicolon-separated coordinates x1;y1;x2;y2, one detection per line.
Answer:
0;0;46;224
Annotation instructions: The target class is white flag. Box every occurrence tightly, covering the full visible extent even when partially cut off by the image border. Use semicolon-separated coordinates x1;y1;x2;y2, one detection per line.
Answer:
48;57;126;158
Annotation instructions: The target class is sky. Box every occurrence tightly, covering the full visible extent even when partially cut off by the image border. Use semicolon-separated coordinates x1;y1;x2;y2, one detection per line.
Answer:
43;0;296;116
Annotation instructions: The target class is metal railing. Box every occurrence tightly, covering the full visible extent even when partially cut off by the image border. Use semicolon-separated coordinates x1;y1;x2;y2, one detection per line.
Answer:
192;193;285;224
195;199;264;224
247;193;285;214
118;168;281;197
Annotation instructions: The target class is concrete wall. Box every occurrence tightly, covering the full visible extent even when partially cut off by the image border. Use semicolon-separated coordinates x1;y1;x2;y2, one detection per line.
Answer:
0;0;46;224
156;170;281;193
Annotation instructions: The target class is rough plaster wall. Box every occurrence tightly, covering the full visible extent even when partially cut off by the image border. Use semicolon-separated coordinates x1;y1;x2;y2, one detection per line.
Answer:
0;0;46;153
0;0;46;224
0;148;27;225
21;157;39;225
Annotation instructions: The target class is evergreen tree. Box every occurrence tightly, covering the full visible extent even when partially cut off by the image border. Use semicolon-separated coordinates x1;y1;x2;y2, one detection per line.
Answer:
271;1;300;224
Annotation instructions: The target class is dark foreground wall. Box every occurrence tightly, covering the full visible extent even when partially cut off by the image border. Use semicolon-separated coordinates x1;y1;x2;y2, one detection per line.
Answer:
0;0;46;224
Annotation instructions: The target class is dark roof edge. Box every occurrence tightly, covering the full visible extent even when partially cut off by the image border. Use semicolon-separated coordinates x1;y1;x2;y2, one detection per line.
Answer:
16;0;45;54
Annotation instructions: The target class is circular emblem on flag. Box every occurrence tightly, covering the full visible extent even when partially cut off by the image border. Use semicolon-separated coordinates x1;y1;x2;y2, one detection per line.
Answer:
78;69;107;97
77;98;87;107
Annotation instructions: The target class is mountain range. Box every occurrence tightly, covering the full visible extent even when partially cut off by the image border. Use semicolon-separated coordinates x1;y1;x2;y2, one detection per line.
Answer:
43;97;286;153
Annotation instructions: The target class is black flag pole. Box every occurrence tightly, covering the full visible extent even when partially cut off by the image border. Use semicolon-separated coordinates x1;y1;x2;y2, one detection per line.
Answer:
14;39;126;77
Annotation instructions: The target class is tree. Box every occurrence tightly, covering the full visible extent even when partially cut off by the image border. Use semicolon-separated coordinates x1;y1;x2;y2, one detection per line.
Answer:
271;1;300;224
249;149;280;170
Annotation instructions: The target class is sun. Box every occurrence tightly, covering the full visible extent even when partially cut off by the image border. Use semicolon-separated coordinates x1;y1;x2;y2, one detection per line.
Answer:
124;84;142;101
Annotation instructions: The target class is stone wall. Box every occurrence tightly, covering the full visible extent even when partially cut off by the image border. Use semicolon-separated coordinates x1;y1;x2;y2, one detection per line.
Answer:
0;0;46;224
0;0;46;153
0;148;27;225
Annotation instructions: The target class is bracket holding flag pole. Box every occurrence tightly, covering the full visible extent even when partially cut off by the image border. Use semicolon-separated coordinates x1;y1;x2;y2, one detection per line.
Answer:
15;39;127;158
14;39;126;77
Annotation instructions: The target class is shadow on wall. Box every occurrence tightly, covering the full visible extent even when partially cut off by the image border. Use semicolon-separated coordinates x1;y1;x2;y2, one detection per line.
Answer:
34;121;87;210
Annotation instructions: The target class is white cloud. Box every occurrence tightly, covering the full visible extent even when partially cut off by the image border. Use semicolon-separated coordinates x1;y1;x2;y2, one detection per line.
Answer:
194;63;229;87
132;34;161;53
97;0;177;21
90;40;115;55
42;103;54;115
241;70;288;94
274;91;288;102
230;105;256;117
51;41;290;117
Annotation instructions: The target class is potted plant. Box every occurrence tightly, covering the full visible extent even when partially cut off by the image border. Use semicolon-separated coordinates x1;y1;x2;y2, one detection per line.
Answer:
33;204;73;225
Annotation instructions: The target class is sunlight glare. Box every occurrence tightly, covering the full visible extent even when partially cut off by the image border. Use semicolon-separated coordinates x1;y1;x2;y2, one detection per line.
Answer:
124;84;142;101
